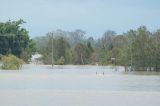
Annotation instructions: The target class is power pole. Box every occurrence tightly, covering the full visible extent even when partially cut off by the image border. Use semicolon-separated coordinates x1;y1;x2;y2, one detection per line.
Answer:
130;38;133;71
52;34;54;68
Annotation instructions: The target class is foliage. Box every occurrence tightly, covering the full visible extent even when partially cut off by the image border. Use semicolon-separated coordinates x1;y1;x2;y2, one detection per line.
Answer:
0;20;36;62
34;27;160;71
55;56;65;65
1;55;24;70
36;34;70;65
74;43;88;64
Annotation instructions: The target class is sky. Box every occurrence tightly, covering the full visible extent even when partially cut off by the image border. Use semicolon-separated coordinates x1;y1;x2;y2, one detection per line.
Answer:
0;0;160;38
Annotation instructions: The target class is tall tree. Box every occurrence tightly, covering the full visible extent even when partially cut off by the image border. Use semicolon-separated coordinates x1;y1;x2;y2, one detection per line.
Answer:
101;30;116;50
74;43;87;64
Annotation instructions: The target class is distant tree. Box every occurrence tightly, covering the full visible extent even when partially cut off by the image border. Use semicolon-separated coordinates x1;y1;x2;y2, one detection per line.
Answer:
131;26;151;71
101;30;116;50
34;27;160;71
87;42;94;52
74;43;88;64
38;33;70;65
53;37;70;62
96;30;116;65
68;29;86;47
151;29;160;71
123;26;153;71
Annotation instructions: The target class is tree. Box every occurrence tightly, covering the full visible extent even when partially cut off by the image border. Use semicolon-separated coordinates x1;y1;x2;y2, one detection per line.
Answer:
131;26;151;71
0;19;35;62
151;29;160;71
123;26;153;71
34;26;160;71
74;43;87;64
68;29;86;47
53;37;70;63
101;30;116;50
38;33;70;65
96;30;116;65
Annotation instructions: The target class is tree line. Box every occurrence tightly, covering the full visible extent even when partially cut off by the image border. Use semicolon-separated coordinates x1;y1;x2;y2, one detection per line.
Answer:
1;20;160;71
34;27;160;71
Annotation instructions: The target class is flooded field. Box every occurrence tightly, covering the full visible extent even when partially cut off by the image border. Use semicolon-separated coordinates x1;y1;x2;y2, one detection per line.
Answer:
0;64;160;106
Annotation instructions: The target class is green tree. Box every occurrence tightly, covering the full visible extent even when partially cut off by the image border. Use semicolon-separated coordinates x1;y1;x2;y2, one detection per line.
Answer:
74;43;88;64
101;30;116;50
0;20;35;62
123;26;152;71
39;34;70;65
151;29;160;71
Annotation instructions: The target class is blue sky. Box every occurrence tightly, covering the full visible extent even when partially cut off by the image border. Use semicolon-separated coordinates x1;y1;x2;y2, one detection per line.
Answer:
0;0;160;38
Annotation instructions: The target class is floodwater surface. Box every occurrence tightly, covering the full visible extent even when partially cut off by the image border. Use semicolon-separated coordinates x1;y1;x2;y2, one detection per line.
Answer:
1;64;160;106
0;64;160;91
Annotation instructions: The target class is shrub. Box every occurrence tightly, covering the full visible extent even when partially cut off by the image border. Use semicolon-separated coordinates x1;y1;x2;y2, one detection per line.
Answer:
55;56;65;65
1;55;24;70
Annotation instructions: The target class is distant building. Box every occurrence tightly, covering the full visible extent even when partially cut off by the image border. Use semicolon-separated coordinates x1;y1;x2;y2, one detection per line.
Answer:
31;53;43;64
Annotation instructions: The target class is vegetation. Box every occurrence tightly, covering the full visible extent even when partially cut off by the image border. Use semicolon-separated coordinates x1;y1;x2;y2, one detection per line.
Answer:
0;20;36;63
34;27;160;71
1;55;24;70
1;20;160;72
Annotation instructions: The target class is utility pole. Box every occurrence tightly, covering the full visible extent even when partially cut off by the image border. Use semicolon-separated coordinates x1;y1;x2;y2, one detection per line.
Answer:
51;34;54;68
130;38;133;71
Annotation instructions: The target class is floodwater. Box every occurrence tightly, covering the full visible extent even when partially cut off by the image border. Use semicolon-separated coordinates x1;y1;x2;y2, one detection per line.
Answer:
0;64;160;106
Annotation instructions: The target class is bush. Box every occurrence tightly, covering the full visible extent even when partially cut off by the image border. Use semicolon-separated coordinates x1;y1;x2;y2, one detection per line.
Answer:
55;56;65;65
1;55;24;70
